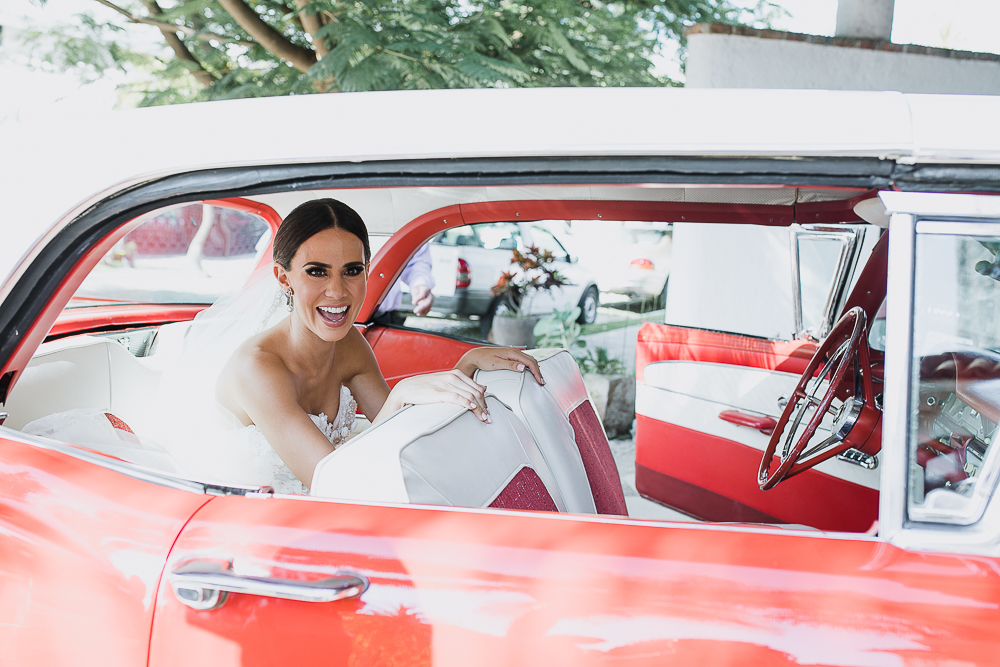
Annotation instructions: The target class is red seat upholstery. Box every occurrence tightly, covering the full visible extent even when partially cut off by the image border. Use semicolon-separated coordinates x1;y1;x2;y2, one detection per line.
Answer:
476;349;628;516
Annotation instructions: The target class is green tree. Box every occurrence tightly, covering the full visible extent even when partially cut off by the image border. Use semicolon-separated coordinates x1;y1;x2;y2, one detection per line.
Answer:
20;0;780;105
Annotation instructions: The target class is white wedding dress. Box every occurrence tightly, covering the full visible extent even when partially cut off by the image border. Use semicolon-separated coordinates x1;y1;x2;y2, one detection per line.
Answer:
24;267;358;495
241;385;357;494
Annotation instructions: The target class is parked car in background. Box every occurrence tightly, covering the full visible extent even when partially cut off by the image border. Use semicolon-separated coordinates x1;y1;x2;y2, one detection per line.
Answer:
567;220;672;308
396;221;600;336
5;88;1000;665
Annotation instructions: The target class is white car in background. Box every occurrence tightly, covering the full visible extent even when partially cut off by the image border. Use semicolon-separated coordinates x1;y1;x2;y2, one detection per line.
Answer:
564;220;672;308
399;221;600;336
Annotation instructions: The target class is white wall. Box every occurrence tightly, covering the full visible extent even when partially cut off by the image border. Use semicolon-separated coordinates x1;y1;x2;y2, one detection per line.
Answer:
686;32;1000;95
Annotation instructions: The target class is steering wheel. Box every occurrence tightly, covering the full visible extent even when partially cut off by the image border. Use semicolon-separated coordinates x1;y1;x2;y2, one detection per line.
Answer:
758;307;882;490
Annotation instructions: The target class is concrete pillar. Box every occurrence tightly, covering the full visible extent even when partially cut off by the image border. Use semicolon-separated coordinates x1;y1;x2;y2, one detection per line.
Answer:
836;0;895;40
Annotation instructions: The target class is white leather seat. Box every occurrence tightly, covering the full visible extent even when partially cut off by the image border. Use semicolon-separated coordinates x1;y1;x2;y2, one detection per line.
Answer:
5;336;161;433
476;349;629;516
311;396;565;512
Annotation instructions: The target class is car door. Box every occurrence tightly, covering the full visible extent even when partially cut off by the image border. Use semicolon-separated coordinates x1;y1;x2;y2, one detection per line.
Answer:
146;490;1000;666
0;435;209;665
634;222;883;531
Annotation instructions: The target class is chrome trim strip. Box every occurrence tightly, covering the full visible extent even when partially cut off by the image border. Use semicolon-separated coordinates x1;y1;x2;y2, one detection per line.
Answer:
880;213;915;543
915;220;1000;236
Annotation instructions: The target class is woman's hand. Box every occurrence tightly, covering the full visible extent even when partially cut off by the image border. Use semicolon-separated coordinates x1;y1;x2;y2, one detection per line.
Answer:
375;369;490;424
454;347;544;385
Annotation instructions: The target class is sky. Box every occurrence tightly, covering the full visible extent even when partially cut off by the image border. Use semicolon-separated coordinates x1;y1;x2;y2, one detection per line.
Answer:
3;0;1000;123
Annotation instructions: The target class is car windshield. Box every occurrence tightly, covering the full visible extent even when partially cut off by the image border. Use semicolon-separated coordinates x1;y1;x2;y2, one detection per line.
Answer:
68;203;271;308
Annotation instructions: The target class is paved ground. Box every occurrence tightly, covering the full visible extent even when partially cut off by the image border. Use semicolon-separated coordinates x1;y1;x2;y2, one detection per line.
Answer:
577;306;663;370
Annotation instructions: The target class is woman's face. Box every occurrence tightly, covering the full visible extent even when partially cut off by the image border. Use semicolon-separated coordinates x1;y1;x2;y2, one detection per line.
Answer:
275;226;368;343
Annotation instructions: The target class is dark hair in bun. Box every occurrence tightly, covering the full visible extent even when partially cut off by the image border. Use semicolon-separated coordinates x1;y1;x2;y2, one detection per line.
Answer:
273;198;370;269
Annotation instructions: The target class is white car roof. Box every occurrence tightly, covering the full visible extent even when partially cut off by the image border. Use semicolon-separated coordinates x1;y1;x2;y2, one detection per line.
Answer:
2;87;999;285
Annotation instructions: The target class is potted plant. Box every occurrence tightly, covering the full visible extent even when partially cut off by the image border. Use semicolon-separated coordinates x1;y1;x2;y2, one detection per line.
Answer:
490;246;570;347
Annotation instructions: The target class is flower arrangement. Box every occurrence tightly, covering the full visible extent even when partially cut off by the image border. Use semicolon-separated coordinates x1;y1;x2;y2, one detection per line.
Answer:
491;246;570;318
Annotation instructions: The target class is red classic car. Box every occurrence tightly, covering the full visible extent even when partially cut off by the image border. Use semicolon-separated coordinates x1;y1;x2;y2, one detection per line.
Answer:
2;88;1000;665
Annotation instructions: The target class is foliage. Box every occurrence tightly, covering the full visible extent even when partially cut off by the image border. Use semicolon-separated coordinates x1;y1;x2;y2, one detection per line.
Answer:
15;0;783;105
491;245;569;318
578;346;627;375
533;305;586;350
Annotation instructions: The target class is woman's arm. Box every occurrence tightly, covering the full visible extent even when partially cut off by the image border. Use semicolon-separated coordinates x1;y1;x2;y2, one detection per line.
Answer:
344;329;490;425
454;347;545;385
228;351;338;489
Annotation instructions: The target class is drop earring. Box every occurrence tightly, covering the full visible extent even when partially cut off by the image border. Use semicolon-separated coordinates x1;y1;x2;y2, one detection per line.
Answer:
284;288;294;312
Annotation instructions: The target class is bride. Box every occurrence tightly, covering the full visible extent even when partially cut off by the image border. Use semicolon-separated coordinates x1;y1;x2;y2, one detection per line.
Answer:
25;198;543;494
173;198;543;494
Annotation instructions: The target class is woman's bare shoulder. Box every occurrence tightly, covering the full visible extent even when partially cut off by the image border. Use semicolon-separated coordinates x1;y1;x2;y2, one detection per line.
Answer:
218;330;297;417
337;326;379;376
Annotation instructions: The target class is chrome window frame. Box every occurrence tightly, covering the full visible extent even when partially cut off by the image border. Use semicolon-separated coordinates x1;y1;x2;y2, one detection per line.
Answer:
882;196;1000;555
789;225;863;340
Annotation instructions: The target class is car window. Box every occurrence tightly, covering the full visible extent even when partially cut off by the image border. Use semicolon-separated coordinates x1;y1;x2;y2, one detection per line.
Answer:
377;220;670;350
666;223;796;339
869;297;888;352
528;226;568;260
434;226;484;248
908;225;1000;525
476;223;521;251
68;203;271;308
797;235;847;336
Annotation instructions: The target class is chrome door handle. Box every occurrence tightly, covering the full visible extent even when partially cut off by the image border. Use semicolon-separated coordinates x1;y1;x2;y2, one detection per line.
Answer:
169;559;369;611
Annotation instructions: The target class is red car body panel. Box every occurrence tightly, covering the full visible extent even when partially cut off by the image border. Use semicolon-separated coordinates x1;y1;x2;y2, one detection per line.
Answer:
49;304;208;339
0;437;209;665
147;494;1000;666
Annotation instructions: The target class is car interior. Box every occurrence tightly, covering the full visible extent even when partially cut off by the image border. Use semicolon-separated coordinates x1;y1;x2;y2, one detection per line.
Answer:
6;182;1000;534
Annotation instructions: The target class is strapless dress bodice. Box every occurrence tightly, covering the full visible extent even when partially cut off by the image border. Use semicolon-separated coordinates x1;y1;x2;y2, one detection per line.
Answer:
241;385;357;495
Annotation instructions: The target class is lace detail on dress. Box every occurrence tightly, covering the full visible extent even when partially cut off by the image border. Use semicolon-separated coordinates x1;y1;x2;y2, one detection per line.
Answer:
308;385;357;446
243;385;357;495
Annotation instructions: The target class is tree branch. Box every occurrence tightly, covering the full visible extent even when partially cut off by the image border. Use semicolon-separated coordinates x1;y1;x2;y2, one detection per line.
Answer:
295;0;328;58
215;0;317;72
92;0;253;46
135;0;216;87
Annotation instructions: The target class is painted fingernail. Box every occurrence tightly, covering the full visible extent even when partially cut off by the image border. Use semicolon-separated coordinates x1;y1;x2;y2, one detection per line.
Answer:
469;402;477;409
487;413;492;423
517;364;525;371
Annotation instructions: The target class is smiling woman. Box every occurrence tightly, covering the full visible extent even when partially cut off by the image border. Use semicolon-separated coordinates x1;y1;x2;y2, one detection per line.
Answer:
41;197;544;495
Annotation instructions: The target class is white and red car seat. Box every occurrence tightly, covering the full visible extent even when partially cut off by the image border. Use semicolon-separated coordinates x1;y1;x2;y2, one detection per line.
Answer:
312;349;628;516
